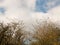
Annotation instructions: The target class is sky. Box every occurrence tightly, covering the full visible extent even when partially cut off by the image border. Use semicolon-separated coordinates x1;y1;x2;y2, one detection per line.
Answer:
36;0;60;13
0;0;60;13
0;0;60;24
0;0;60;25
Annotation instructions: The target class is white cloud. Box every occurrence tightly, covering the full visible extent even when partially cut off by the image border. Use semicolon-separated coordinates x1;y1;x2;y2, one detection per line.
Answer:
0;0;36;22
48;6;60;15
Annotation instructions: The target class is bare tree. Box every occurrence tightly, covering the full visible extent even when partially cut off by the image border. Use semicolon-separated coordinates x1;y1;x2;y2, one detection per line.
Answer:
0;21;24;45
31;20;60;45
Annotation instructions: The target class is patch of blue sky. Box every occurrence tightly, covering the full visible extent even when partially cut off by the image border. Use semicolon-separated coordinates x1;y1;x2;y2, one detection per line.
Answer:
35;0;60;13
0;7;6;14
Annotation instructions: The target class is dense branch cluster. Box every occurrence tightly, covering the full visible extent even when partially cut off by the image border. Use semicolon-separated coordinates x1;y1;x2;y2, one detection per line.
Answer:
0;21;24;45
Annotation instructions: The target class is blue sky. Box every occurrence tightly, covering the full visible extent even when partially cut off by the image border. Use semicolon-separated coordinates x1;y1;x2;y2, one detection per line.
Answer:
0;7;5;14
35;0;60;13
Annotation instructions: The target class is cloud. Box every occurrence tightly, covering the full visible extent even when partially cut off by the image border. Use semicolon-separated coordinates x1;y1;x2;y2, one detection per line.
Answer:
48;6;60;15
48;6;60;25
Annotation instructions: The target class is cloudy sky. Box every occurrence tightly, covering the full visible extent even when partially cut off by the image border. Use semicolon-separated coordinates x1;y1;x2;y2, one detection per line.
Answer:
0;0;60;23
35;0;60;13
0;0;60;14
